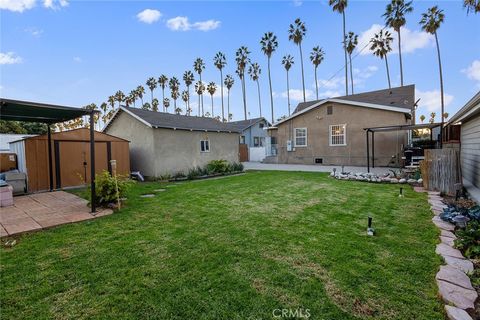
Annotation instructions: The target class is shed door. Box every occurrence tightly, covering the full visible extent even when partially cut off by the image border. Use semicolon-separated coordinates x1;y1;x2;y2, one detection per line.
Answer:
56;141;109;188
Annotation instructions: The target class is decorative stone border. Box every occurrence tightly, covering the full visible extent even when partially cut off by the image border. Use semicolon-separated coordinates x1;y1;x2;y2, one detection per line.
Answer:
415;187;477;320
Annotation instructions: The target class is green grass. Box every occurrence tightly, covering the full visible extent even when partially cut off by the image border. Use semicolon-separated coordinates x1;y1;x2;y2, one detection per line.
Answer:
1;171;443;319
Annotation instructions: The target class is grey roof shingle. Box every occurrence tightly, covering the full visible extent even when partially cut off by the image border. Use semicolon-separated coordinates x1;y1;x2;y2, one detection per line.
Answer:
293;85;415;114
118;106;241;133
229;117;268;131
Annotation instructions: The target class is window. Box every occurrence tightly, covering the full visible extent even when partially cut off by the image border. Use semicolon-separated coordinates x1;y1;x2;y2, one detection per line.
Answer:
294;128;307;147
329;124;346;146
253;137;264;147
239;136;246;144
327;105;333;115
259;122;265;128
200;140;210;152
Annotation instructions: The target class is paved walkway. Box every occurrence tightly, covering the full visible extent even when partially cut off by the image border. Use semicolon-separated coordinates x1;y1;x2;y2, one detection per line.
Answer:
0;191;112;237
243;162;398;175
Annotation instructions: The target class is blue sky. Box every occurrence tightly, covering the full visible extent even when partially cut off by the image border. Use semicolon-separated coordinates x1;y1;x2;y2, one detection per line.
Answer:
1;0;479;123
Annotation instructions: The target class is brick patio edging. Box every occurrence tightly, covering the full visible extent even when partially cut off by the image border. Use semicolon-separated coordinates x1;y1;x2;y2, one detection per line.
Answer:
414;187;477;320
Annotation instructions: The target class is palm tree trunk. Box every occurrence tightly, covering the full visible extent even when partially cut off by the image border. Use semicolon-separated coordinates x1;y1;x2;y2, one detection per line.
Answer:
211;95;214;117
151;90;154;104
187;85;190;115
385;56;391;89
220;69;224;121
435;32;444;147
200;74;204;114
299;42;306;102
398;29;404;87
314;65;318;100
227;89;230;122
268;57;274;124
256;79;262;117
162;88;165;112
198;94;201;116
349;53;354;94
342;11;348;96
242;77;247;120
133;99;136;108
287;70;291;116
141;97;144;107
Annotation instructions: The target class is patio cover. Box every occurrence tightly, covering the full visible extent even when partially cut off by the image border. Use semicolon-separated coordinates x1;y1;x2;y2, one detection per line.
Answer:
0;98;99;213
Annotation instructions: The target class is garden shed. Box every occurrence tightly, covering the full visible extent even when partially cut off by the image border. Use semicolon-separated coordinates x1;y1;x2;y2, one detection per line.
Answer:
9;128;130;193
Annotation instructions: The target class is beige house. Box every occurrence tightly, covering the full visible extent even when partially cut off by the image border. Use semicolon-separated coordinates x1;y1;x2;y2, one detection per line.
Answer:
267;86;415;166
104;107;240;177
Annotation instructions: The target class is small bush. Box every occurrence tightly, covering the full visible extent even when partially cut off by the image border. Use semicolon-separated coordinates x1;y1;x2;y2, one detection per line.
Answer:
207;160;229;174
88;170;135;206
230;162;244;172
455;220;480;259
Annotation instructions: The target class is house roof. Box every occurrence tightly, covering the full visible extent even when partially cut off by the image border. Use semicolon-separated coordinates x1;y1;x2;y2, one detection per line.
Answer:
448;91;480;124
104;106;241;133
293;85;415;114
273;85;414;127
229;117;269;131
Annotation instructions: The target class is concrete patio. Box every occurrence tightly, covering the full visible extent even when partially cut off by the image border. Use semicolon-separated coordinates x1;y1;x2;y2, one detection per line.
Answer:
0;191;112;237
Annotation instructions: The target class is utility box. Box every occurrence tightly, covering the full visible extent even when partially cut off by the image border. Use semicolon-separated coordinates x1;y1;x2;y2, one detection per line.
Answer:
4;172;27;195
287;140;293;152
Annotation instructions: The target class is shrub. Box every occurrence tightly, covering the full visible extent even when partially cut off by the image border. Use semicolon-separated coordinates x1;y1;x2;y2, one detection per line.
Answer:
88;170;135;206
455;220;480;259
230;162;244;172
206;160;229;174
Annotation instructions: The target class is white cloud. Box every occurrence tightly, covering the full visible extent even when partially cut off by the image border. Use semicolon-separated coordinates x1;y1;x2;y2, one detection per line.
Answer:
137;9;161;24
281;89;314;102
314;66;377;91
318;90;341;99
166;16;220;32
316;77;344;89
0;52;23;65
0;0;35;12
24;27;43;37
73;56;82;63
415;89;454;113
462;60;480;82
357;24;433;56
43;0;68;10
293;0;303;7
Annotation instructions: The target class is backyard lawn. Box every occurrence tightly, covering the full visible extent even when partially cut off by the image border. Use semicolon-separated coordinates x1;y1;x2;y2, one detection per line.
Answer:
0;171;443;319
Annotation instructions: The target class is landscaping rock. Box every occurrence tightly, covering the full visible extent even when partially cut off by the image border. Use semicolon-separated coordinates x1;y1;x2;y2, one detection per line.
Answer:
444;305;473;320
436;265;474;291
443;255;474;273
441;230;457;239
437;280;477;311
436;243;465;259
399;178;407;184
407;179;417;184
432;216;455;231
440;236;455;247
417;178;423;183
390;178;399;184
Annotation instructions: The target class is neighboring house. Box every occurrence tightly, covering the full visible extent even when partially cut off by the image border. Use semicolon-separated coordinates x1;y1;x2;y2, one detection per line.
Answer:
0;134;35;152
266;85;414;166
446;91;480;202
103;106;240;177
229;117;270;162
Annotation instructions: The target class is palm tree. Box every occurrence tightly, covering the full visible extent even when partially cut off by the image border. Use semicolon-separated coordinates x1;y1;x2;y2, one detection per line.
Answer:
100;102;108;124
175;107;182;115
169;77;180;111
163;98;170;113
115;90;125;108
370;30;394;89
281;55;294;116
344;32;358;94
158;75;168;112
181;90;190;115
142;102;151;111
419;114;426;123
146;77;158;103
213;52;227;121
420;6;445;146
236;46;251;120
193;58;205;113
136;85;145;107
183;71;195;113
464;0;480;14
310;46;325;100
248;62;262;117
288;18;307;102
429;112;436;124
128;90;137;108
260;32;278;123
108;95;115;110
195;81;205;116
443;112;449;121
224;75;234;122
329;0;349;96
152;98;159;112
383;0;413;87
207;82;217;117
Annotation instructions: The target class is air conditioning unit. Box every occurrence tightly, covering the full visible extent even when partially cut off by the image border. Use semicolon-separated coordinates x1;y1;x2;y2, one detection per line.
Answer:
287;140;293;152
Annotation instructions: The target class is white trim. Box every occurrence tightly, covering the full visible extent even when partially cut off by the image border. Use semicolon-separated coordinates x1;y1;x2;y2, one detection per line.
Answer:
274;98;410;126
294;127;307;147
329;124;347;146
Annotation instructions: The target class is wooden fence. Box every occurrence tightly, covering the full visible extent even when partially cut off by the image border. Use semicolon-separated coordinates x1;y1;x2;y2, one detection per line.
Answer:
419;149;462;195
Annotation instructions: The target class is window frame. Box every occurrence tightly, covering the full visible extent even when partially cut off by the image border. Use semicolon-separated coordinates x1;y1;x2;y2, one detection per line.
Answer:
200;139;210;153
294;128;308;147
239;136;246;144
329;124;347;147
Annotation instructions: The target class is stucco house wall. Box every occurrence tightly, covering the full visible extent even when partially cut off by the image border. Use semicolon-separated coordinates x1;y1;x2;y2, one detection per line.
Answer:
270;102;408;166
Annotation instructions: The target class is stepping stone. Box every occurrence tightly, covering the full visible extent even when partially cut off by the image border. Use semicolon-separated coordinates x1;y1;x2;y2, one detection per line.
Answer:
413;186;425;192
436;243;465;259
140;194;155;198
428;191;441;196
437;279;477;311
154;189;166;192
432;216;455;231
445;305;473;320
440;236;455;247
432;209;442;216
441;230;457;239
436;265;474;291
443;255;474;273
